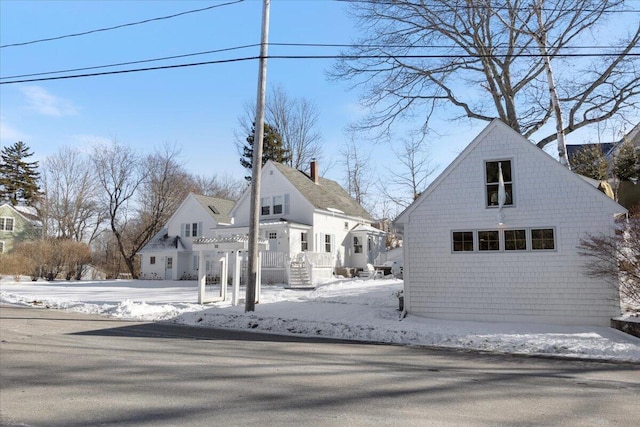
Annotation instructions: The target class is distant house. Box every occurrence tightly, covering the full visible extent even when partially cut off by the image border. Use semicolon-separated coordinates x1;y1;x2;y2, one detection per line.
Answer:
567;123;640;209
139;161;386;286
0;203;41;254
395;119;627;327
138;194;235;280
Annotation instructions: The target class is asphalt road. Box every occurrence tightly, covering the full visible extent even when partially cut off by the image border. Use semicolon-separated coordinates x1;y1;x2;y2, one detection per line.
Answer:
1;306;639;427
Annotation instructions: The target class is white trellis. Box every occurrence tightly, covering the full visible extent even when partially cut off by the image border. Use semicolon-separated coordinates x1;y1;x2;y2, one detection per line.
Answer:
193;235;268;305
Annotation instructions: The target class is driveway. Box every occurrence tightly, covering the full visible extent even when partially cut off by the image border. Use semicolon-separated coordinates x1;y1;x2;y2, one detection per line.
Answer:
1;306;638;426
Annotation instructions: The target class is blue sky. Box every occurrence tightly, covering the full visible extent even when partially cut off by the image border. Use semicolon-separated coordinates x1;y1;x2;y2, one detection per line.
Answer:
1;0;638;192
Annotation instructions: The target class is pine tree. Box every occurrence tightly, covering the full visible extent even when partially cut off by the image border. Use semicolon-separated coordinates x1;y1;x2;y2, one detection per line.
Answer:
569;145;610;181
613;138;640;182
0;141;41;206
240;123;291;182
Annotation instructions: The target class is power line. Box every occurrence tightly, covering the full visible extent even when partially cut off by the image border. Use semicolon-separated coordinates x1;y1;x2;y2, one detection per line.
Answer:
2;51;638;85
0;0;245;49
2;41;634;81
0;44;260;80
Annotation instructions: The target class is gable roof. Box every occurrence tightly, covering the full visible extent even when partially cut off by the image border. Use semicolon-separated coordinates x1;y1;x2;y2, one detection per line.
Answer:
0;203;41;226
270;161;373;221
395;119;626;223
191;194;234;225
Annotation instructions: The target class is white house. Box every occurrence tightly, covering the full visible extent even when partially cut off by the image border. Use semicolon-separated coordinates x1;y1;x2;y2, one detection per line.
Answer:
139;161;386;286
138;194;235;280
197;160;386;286
394;119;627;326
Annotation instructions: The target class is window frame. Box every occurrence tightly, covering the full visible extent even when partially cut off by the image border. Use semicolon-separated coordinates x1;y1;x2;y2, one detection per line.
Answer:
150;256;156;265
452;231;475;252
504;229;527;251
478;230;500;251
324;234;333;253
261;196;271;216
353;236;363;254
531;228;556;251
300;232;308;252
272;195;283;215
0;217;15;232
485;159;514;208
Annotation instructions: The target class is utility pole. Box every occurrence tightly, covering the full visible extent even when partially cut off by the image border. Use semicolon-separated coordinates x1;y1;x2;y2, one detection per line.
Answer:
246;0;270;312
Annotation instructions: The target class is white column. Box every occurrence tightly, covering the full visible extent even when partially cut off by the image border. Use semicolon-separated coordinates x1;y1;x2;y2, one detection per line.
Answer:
220;253;229;300
197;249;206;304
232;251;241;306
256;251;262;304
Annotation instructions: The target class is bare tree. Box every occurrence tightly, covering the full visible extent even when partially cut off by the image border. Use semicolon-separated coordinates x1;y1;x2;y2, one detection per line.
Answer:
333;0;640;157
378;136;437;212
191;173;246;200
340;136;373;209
40;146;103;243
236;85;323;170
91;141;144;278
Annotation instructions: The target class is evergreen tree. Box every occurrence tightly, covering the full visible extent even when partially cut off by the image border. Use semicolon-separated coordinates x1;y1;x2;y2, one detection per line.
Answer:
240;123;291;182
569;145;609;181
613;138;640;182
0;141;41;206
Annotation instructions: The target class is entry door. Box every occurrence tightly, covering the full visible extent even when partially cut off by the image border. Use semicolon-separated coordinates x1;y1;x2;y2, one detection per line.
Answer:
165;256;173;280
267;231;278;251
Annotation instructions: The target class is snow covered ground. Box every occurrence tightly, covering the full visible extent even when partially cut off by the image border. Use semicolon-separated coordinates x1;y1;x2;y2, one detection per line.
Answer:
1;277;639;362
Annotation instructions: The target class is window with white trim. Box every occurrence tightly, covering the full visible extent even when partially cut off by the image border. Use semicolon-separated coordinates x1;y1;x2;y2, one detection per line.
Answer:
301;232;308;251
485;160;513;207
273;195;283;215
0;217;15;232
325;234;333;253
184;223;190;237
150;256;156;265
353;236;363;254
261;197;271;215
261;193;290;216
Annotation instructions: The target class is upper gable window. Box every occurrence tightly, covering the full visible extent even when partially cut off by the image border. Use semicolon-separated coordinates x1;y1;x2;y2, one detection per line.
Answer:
261;197;271;215
261;194;290;216
0;217;14;232
273;195;283;215
485;160;513;207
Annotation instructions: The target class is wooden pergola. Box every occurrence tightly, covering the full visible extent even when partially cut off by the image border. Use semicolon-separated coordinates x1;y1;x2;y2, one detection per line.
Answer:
193;235;268;305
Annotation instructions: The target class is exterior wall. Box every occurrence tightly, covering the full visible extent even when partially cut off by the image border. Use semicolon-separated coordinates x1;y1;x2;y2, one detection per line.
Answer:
0;205;39;253
312;212;358;268
402;122;623;326
140;253;166;279
166;195;219;251
232;163;316;227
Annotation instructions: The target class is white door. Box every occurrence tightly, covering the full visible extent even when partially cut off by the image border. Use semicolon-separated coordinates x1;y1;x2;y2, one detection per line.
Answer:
164;256;173;280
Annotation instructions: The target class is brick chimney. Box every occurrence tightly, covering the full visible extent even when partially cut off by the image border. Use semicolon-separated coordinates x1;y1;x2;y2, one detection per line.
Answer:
310;159;319;184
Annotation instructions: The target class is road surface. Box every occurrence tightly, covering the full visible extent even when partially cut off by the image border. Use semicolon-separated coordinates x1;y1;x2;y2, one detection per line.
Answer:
1;306;638;426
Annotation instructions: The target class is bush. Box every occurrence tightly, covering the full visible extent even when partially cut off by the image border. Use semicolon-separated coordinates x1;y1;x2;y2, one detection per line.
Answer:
578;205;640;307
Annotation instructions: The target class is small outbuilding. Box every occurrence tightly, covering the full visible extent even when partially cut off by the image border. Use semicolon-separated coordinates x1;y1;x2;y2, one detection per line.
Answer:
394;119;627;326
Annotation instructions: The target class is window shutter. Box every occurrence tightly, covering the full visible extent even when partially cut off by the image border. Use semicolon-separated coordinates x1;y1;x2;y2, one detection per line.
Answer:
180;223;185;237
284;193;290;214
198;222;203;237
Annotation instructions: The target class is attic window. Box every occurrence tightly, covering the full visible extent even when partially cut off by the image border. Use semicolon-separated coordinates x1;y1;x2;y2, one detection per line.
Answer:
485;160;513;207
0;217;14;232
208;206;219;215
